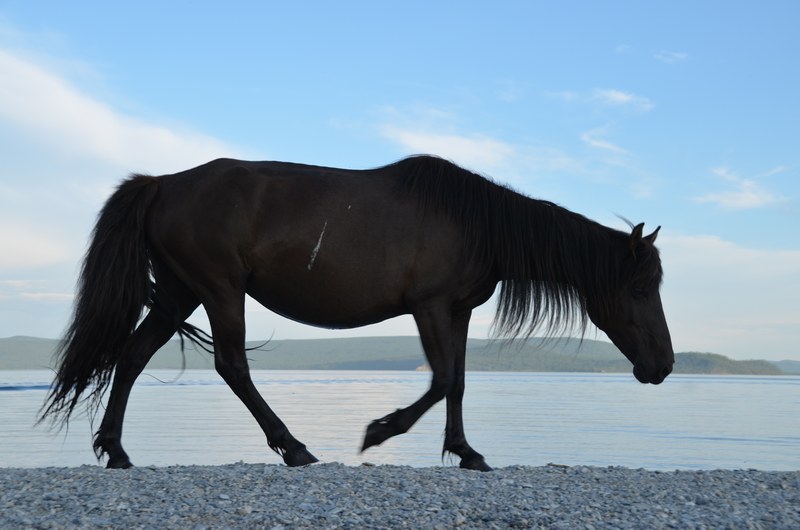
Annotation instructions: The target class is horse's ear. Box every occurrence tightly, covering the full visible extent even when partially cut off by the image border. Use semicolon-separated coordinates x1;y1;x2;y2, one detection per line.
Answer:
645;226;661;244
630;223;645;252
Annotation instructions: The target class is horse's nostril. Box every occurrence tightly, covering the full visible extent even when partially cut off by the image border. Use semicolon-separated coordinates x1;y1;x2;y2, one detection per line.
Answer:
660;365;673;379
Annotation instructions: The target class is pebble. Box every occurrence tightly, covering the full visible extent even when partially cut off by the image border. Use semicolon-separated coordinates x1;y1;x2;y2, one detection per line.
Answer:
0;463;798;528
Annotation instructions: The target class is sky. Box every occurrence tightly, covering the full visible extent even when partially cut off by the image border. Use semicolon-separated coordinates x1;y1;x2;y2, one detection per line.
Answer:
0;1;798;361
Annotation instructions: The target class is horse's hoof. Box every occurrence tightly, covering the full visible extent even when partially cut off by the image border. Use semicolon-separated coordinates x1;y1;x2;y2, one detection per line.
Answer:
361;420;394;452
106;458;133;470
284;446;319;467
460;455;493;472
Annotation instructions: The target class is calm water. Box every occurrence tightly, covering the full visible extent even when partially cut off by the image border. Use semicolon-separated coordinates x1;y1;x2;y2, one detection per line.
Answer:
1;370;798;470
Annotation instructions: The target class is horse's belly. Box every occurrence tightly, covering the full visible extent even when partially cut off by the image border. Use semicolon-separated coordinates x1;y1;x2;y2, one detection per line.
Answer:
245;272;407;329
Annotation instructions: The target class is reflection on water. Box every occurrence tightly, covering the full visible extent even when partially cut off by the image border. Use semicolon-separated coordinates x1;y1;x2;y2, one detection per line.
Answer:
1;371;798;470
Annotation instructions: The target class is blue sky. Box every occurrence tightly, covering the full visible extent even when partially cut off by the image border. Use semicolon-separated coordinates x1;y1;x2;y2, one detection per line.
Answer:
0;2;798;361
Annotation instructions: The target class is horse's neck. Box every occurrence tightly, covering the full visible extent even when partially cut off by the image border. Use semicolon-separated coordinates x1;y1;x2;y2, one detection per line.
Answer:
494;199;617;288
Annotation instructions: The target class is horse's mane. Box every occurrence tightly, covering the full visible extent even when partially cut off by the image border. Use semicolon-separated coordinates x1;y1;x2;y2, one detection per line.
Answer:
391;155;662;338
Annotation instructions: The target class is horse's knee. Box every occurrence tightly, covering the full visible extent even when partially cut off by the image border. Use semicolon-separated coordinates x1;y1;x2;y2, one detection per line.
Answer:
430;374;455;401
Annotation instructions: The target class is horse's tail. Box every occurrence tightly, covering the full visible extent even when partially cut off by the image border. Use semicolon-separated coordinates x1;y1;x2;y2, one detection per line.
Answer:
41;175;161;425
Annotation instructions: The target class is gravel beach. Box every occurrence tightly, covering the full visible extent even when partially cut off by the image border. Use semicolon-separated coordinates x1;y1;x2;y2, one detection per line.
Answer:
1;463;798;529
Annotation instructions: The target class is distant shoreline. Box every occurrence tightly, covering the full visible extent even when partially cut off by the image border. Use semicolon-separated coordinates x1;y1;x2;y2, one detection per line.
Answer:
1;335;796;375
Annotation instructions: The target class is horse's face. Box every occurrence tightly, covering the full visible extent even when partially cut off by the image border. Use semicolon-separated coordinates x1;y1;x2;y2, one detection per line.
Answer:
588;224;674;385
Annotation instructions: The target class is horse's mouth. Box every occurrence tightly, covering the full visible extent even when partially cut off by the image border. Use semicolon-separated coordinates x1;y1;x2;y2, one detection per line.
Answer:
633;363;672;385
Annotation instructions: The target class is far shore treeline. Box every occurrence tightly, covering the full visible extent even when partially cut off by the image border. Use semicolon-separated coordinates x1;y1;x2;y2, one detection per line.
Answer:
1;336;796;375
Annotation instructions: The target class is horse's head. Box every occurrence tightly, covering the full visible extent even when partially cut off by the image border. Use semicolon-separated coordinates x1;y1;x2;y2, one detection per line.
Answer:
587;223;674;384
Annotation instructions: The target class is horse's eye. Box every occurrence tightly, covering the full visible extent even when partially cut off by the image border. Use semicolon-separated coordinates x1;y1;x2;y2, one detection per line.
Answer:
631;286;647;298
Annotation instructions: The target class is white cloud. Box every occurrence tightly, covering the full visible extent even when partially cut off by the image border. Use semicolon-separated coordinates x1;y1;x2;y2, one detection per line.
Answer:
693;167;785;209
0;279;73;306
380;125;515;169
761;165;790;178
591;89;654;112
0;48;240;175
0;225;71;269
0;46;248;275
0;45;249;338
377;105;663;201
580;127;627;154
659;233;800;359
0;279;40;289
19;292;74;302
545;90;580;102
655;51;688;64
377;111;585;188
547;88;654;113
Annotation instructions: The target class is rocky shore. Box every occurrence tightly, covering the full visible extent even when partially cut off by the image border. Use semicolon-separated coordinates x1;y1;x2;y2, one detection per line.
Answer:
1;463;798;529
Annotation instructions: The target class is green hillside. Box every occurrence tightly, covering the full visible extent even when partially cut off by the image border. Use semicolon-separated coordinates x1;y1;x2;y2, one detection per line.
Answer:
672;352;782;375
0;335;789;375
774;360;800;374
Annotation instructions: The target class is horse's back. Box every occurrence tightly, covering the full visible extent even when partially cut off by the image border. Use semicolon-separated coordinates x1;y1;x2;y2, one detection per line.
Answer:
145;159;470;328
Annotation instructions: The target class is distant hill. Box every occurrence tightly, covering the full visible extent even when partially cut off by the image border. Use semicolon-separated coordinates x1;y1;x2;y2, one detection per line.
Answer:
0;335;790;375
672;352;782;376
774;360;800;375
0;336;61;370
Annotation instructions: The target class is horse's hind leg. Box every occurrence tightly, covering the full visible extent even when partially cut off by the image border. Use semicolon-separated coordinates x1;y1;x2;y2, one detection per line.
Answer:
95;267;199;468
203;290;317;467
95;303;197;468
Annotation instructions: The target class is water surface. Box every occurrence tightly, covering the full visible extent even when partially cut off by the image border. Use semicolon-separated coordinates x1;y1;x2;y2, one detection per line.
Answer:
1;371;797;470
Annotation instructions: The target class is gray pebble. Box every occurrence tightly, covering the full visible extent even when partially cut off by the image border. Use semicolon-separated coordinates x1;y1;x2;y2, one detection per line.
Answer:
0;464;797;529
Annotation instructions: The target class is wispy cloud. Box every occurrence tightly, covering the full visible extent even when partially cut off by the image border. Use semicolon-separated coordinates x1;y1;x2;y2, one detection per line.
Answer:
0;279;41;289
377;107;585;184
0;279;73;304
655;51;688;64
0;225;72;269
545;90;580;102
547;88;654;113
578;127;660;199
693;167;786;209
378;105;518;171
377;103;669;204
580;127;627;154
591;89;654;112
0;46;247;276
761;165;790;178
659;233;800;358
380;125;515;169
0;48;240;176
19;292;74;302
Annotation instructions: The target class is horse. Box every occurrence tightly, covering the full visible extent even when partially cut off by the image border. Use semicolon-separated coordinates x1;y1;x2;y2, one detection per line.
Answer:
41;155;673;471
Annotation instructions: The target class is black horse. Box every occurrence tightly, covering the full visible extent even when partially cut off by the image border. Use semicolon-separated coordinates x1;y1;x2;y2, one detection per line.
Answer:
42;155;673;471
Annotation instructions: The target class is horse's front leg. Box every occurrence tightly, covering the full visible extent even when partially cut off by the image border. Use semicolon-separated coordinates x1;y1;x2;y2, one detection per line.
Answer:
205;292;317;467
361;303;456;451
362;303;491;472
442;310;492;471
444;370;492;471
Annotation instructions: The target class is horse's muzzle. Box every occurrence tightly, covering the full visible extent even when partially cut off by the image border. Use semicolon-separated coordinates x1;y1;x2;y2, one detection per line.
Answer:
633;363;673;385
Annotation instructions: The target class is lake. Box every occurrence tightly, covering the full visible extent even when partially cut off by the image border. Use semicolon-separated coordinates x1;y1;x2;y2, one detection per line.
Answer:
1;370;798;471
